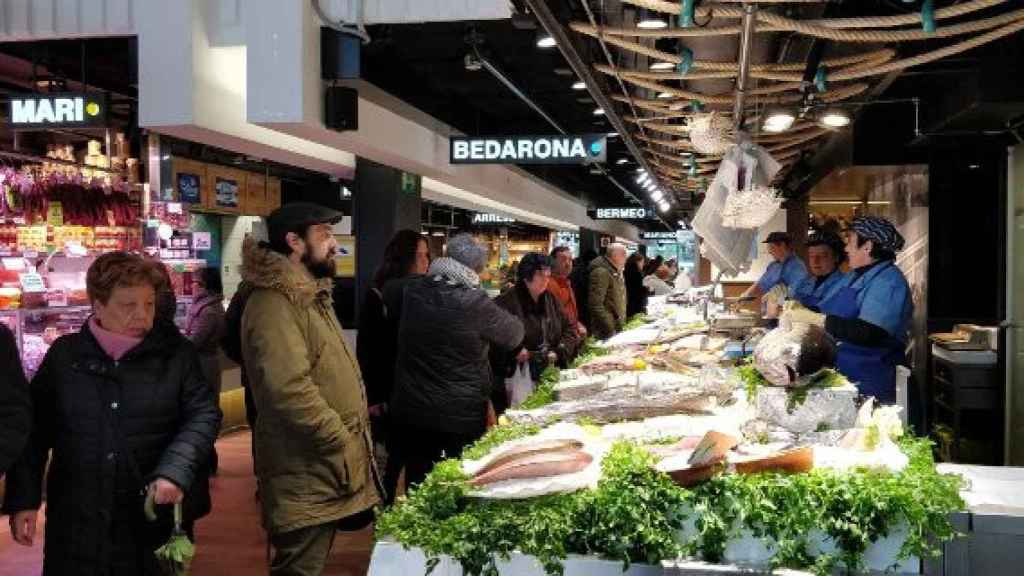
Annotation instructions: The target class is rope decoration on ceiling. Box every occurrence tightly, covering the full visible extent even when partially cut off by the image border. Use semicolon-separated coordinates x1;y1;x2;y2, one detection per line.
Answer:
568;0;1024;198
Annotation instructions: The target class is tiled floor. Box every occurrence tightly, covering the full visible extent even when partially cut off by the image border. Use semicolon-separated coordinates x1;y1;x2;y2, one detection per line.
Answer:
0;432;375;575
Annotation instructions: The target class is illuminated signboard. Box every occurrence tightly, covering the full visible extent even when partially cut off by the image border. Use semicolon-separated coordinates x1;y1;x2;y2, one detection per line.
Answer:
451;134;607;165
8;93;108;128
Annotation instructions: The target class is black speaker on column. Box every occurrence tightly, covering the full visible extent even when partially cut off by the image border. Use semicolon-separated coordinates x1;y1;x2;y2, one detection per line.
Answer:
325;86;358;132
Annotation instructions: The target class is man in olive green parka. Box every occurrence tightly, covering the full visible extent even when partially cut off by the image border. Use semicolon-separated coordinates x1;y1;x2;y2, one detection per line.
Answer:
241;203;379;576
588;243;628;340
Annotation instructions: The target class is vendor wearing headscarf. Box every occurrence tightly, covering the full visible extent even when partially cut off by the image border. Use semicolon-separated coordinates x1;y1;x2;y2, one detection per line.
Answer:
782;216;912;403
741;231;809;302
789;231;847;309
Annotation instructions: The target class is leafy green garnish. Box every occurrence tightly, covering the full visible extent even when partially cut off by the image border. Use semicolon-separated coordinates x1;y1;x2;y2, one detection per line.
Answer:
378;435;965;576
786;369;848;413
736;358;767;402
569;337;610;369
518;366;561;410
622;314;649;331
378;442;687;576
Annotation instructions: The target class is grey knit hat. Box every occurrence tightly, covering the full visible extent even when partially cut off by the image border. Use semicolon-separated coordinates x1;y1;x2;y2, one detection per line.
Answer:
446;233;488;273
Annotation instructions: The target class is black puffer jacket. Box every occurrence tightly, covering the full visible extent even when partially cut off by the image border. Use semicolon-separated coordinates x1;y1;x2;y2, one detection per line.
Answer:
2;320;221;576
391;275;523;436
0;323;31;475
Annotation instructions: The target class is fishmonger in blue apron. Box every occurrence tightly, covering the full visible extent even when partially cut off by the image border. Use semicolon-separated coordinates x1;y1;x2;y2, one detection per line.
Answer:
782;217;912;403
789;231;847;309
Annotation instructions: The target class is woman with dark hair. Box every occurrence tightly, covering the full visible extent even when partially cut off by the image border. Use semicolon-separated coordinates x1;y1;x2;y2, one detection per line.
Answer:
356;229;429;504
4;252;220;575
624;251;648;317
185;267;226;474
492;253;581;414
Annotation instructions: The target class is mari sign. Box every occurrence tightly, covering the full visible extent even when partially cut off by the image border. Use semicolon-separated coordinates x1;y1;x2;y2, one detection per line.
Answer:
8;93;108;128
450;134;607;165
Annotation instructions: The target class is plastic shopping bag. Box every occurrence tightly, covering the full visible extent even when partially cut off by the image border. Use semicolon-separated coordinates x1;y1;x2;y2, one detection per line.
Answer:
506;363;535;408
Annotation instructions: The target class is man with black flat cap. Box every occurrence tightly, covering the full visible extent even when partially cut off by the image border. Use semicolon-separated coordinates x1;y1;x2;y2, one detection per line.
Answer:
740;231;809;304
240;202;380;575
782;216;913;403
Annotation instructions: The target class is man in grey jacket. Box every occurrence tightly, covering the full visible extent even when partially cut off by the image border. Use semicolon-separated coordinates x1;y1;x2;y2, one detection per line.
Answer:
390;234;524;490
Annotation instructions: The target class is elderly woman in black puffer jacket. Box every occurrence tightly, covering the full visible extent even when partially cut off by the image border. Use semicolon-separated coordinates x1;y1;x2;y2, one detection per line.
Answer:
3;252;221;576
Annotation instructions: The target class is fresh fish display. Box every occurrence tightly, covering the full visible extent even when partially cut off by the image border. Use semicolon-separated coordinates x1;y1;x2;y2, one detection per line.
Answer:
688;431;739;467
474;439;585;477
752;323;837;387
470;450;594;487
734;446;814;476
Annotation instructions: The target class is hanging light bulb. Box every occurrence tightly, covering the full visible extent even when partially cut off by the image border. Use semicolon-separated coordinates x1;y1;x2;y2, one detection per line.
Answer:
637;9;668;29
657;200;671;212
651;190;664;202
819;108;852;128
763;108;796;133
535;30;556;49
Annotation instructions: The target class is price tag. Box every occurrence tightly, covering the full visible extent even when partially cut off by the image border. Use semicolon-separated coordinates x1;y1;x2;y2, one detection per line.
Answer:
19;272;46;293
47;288;68;308
193;231;212;251
47;202;64;226
2;257;25;270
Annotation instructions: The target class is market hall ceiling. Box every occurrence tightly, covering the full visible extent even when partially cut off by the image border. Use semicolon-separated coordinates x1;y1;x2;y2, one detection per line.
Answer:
363;0;1024;223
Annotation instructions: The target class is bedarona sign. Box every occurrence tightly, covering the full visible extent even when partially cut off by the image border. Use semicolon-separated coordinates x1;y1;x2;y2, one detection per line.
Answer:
7;93;108;128
450;134;606;165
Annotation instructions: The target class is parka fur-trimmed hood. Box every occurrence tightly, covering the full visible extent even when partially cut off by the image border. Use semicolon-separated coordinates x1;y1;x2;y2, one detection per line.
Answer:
240;237;333;308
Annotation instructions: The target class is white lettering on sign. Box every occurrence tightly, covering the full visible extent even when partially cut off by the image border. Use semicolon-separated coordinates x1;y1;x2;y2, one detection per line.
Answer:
451;135;604;164
596;207;648;220
11;96;87;124
472;213;516;224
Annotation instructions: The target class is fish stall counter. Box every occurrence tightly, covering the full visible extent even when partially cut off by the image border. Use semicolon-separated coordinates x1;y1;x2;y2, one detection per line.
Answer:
369;305;968;576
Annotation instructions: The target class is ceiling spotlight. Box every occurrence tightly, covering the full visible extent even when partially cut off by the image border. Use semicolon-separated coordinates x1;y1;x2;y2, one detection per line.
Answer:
656;92;673;100
616;158;629;165
763;109;796;133
651;190;664;202
820;108;851;128
607;132;619;138
636;173;650;184
657;200;671;213
572;81;586;90
593;107;605;116
637;9;668;29
432;230;446;237
650;61;675;71
636;167;645;173
536;30;556;48
645;182;658;192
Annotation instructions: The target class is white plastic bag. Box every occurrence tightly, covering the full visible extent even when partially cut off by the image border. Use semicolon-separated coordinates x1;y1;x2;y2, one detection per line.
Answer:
506;363;535;408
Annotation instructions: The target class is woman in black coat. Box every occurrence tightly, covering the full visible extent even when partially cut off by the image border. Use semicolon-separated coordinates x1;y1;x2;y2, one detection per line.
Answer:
0;322;31;476
624;251;648;318
491;253;581;414
3;252;221;576
356;229;429;504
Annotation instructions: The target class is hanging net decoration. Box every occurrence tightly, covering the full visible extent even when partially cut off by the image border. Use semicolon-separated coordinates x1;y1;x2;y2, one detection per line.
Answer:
721;184;783;229
688;112;735;155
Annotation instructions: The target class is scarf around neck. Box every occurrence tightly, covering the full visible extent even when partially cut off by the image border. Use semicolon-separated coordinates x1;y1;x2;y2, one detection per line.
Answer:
429;257;481;289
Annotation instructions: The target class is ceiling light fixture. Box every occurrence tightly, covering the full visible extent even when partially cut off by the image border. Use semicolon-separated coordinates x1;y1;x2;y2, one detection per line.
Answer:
656;92;673;100
607;132;619;138
763;109;796;133
636;173;650;185
636;167;645;173
616;158;628;165
651;190;664;202
535;30;556;48
637;9;668;30
650;61;675;71
572;81;586;90
658;200;671;213
819;108;852;128
593;107;605;116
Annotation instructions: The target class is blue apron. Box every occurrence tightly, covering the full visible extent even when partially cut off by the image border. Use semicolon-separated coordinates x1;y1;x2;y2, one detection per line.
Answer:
819;280;903;403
